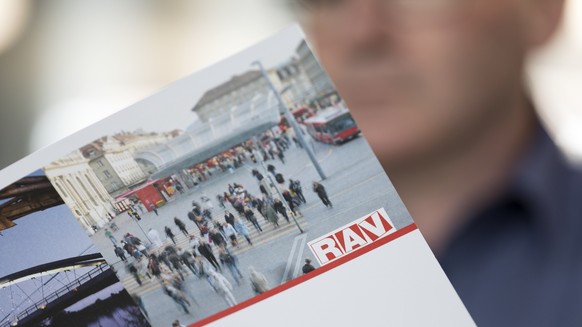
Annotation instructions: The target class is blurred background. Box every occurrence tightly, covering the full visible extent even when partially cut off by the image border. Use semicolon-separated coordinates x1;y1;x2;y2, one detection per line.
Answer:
0;0;580;169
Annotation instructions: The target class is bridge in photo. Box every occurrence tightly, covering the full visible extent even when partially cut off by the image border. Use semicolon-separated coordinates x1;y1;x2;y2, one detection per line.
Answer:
0;253;116;327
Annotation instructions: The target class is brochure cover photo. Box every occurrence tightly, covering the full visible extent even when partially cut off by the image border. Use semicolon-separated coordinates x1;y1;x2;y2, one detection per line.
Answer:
0;25;475;327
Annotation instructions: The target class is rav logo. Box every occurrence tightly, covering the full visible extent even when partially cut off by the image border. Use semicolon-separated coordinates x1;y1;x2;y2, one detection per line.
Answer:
308;209;395;265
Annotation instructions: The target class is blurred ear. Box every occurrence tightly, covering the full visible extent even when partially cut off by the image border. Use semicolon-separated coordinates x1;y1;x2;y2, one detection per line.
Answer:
520;0;565;48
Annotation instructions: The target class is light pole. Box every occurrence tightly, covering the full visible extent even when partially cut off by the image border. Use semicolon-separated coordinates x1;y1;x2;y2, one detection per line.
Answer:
123;207;152;244
252;137;304;234
133;217;152;244
252;60;327;180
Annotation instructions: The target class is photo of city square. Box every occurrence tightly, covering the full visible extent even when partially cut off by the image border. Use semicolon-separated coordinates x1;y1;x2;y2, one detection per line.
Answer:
40;27;414;326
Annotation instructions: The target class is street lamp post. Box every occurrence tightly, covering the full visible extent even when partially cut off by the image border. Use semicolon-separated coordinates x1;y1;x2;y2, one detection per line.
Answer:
263;162;304;234
132;216;152;244
252;137;304;234
252;60;327;181
121;207;152;244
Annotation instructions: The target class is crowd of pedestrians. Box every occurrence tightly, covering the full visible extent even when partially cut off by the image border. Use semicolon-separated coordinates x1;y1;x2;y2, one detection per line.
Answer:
101;132;334;325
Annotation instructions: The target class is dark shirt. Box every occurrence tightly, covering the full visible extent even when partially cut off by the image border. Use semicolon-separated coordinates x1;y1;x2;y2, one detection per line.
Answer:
439;128;582;327
197;243;213;257
302;263;315;274
225;213;235;226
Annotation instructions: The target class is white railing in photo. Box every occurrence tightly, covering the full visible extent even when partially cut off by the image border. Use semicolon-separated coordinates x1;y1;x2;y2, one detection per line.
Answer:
134;91;280;171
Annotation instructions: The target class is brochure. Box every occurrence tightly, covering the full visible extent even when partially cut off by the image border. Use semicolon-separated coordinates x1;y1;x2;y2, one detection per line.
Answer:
0;25;475;327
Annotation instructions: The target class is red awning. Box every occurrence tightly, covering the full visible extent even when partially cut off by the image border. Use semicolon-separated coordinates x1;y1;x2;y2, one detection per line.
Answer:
114;178;163;199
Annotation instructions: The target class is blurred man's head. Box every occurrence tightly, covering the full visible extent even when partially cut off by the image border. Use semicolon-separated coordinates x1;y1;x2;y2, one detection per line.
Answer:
298;0;564;170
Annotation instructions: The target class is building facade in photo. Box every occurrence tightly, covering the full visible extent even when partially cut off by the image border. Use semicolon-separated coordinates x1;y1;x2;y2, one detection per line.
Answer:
44;150;115;234
82;138;146;196
269;57;315;110
81;131;177;196
192;70;272;121
296;40;336;104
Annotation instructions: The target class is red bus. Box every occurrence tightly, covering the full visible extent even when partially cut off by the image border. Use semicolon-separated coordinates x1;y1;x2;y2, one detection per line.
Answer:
303;107;360;144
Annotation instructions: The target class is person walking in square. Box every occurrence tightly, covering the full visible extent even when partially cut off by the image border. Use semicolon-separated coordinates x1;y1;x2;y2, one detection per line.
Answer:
219;246;243;285
209;228;227;248
222;222;239;247
224;210;235;227
127;262;142;286
162;278;190;314
164;226;176;245
128;208;142;221
197;239;221;271
243;207;262;233
113;245;127;262
207;269;237;307
273;199;290;223
149;203;158;216
178;247;198;276
104;228;117;244
264;204;279;228
147;254;162;279
187;209;197;225
313;181;332;208
147;228;163;249
249;266;269;295
174;217;189;237
234;217;253;245
290;179;306;204
282;190;299;216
